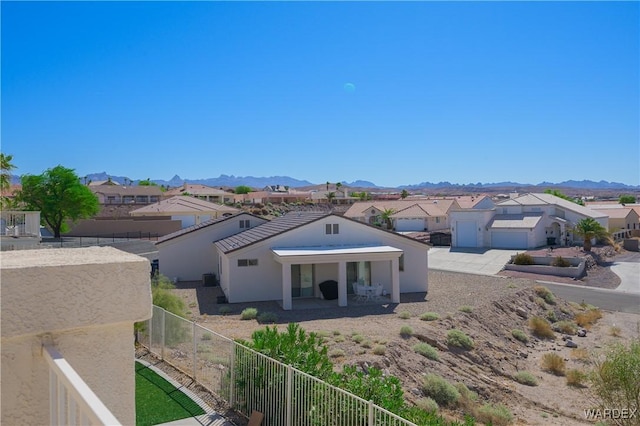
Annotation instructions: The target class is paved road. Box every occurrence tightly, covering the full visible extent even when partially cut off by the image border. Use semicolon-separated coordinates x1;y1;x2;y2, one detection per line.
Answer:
429;247;640;314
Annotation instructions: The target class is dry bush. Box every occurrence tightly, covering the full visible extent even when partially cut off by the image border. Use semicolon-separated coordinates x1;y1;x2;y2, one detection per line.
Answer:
555;320;578;335
610;325;622;337
515;371;538;386
575;309;603;328
529;316;555;339
566;369;587;387
534;285;556;305
571;348;590;364
541;353;566;376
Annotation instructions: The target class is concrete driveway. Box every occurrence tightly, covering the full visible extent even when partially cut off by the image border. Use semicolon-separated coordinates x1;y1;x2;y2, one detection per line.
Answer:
428;247;518;275
610;262;640;294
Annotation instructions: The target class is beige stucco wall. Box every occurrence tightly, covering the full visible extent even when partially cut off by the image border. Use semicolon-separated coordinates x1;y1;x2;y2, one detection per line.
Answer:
1;247;152;426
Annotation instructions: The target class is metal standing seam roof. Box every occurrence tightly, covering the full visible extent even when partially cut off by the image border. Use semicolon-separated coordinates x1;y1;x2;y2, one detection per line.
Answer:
156;212;262;245
215;212;330;254
488;213;544;229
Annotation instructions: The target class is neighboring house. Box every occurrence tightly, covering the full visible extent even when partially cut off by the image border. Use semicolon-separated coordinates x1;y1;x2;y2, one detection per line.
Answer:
0;210;42;251
155;212;268;282
130;196;239;228
90;184;162;205
344;199;461;232
164;183;230;204
214;212;429;310
233;189;312;205
588;207;639;233
450;193;609;249
310;185;357;204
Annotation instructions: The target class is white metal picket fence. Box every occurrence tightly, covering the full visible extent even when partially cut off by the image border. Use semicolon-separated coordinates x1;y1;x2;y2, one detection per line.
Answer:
137;305;416;426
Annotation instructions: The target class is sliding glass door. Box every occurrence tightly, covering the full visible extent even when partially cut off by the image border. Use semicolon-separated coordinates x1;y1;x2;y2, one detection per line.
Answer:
291;264;314;298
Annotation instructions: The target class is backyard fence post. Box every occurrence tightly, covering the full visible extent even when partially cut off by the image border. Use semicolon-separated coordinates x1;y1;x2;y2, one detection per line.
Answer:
148;310;153;354
229;343;236;408
193;322;197;382
368;400;374;426
160;308;166;360
286;364;293;426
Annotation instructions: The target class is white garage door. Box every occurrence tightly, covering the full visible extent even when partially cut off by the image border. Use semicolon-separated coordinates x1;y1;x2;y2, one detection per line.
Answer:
456;221;477;247
396;218;424;232
491;231;527;249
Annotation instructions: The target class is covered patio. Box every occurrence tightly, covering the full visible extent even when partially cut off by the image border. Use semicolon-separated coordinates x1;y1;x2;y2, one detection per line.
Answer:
272;245;403;310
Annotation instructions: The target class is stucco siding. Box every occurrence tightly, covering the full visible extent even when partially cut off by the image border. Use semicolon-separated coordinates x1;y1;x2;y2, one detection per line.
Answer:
1;247;152;426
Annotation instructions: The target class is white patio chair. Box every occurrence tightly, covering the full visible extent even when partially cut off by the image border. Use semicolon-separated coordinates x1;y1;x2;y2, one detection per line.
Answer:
373;283;383;301
352;282;364;302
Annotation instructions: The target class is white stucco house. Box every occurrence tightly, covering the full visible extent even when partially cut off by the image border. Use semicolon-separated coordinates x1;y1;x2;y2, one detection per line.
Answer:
450;193;610;249
214;212;430;310
155;212;267;282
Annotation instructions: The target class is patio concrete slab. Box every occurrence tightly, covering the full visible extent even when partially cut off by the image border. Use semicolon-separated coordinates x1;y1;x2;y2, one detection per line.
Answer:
428;247;519;276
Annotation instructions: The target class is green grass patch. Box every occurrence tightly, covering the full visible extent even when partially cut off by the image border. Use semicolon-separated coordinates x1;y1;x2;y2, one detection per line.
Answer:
135;362;205;426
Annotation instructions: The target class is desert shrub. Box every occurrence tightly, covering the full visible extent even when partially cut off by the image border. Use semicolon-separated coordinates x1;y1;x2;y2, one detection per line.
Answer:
316;330;331;337
244;323;332;379
188;301;197;308
361;339;372;348
551;255;571;267
459;305;473;313
144;274;188;346
511;329;529;343
541;353;566;376
529;316;555;339
256;311;278;324
413;343;440;361
566;369;587;387
373;345;386;355
554;320;578;335
455;382;478;411
334;335;345;343
513;253;535;265
332;330;341;336
201;332;213;341
422;374;460;407
609;325;622;337
329;348;345;358
415;397;439;413
534;285;556;305
575;309;603;328
589;340;640;419
571;348;590;363
476;403;514;426
240;307;258;320
534;297;547;308
546;310;557;322
218;306;232;315
398;310;412;319
400;325;414;337
352;334;365;343
447;329;474;350
515;371;538;386
420;312;440;321
330;366;405;414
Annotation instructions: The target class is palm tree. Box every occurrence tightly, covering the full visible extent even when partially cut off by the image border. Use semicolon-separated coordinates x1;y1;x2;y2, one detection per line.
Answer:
326;191;336;204
400;189;409;199
381;208;396;230
1;153;16;208
572;218;609;252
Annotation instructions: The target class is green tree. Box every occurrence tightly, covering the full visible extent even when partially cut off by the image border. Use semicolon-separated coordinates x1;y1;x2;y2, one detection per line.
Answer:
400;189;409;199
572;218;609;252
1;153;16;208
326;191;336;204
235;185;252;194
17;165;100;238
138;178;158;186
619;195;637;204
381;208;396;230
544;189;584;205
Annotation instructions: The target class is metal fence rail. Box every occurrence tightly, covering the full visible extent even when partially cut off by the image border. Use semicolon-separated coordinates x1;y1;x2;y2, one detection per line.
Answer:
137;305;417;426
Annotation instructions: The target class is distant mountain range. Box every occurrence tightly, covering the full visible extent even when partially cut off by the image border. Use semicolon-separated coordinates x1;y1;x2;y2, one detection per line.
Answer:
67;173;639;191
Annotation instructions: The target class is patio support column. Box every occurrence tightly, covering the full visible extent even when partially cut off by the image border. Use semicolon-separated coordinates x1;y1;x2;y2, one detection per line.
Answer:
390;257;400;303
282;262;292;310
338;260;347;307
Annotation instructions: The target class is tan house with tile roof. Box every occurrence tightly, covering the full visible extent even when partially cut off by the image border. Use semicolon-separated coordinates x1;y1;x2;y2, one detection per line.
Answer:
344;199;460;232
164;183;231;204
130;196;239;228
90;185;163;205
587;207;639;233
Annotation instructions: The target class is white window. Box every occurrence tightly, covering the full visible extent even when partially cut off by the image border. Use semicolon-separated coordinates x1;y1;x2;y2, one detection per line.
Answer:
240;219;250;229
237;259;258;267
325;223;339;234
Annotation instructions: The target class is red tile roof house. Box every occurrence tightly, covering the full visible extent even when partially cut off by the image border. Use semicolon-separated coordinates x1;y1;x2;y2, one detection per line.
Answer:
213;212;429;310
164;183;231;204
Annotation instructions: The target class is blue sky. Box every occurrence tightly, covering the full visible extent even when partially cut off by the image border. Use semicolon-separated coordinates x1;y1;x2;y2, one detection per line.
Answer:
2;1;638;187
